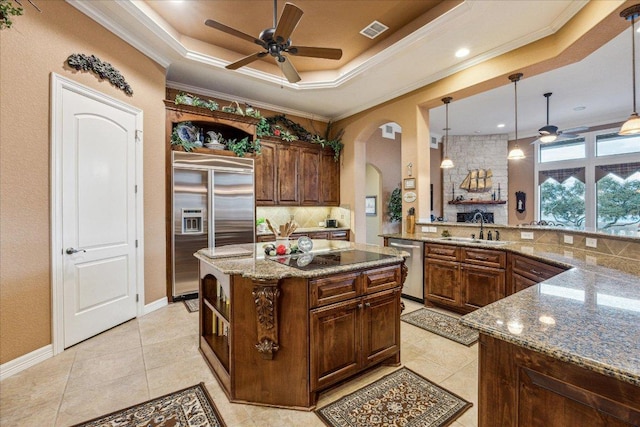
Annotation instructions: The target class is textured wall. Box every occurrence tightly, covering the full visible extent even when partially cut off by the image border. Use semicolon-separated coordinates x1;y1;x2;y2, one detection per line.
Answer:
0;1;166;363
443;135;509;225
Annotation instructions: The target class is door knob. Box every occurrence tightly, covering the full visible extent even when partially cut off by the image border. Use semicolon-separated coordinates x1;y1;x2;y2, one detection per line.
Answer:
65;247;86;254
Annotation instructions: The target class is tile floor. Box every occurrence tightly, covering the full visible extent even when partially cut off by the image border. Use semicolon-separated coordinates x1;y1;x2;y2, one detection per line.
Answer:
0;299;478;426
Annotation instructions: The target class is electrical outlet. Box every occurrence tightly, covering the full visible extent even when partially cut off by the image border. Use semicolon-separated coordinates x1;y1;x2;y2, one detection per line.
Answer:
586;237;597;248
563;235;573;244
521;231;534;240
421;226;437;233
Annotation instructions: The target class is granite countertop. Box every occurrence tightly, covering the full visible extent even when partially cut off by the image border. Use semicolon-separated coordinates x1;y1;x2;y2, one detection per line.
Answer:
194;240;407;280
381;232;640;387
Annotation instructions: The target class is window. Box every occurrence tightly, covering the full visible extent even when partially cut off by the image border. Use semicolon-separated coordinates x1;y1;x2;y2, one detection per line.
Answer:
535;128;640;235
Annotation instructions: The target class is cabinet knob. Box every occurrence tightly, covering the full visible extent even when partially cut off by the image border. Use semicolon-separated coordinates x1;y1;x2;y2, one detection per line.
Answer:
365;302;371;307
357;303;363;309
530;269;541;276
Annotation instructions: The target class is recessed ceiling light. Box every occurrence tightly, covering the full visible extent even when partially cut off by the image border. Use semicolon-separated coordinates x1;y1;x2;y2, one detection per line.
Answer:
497;123;505;128
455;48;470;58
573;106;586;111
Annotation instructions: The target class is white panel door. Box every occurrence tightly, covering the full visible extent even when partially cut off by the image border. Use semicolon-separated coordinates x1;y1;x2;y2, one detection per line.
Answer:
61;87;138;348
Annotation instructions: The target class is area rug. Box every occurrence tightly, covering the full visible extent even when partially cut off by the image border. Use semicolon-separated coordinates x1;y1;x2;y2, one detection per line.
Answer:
401;308;478;346
316;367;471;427
72;382;226;427
184;298;199;313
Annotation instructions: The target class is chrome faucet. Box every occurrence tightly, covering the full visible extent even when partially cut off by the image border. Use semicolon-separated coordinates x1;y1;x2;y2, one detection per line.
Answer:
472;212;485;240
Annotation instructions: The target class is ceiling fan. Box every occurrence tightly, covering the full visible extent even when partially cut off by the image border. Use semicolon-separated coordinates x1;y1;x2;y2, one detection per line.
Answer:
537;92;588;143
204;0;343;83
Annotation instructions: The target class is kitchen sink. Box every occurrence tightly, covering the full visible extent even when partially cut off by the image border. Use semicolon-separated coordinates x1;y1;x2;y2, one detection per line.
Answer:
437;237;510;245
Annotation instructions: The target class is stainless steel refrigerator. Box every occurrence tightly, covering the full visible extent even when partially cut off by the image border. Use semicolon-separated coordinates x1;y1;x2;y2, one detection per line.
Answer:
172;151;255;298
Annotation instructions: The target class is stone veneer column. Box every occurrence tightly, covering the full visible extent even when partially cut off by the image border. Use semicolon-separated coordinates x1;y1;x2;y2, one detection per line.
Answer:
443;134;508;224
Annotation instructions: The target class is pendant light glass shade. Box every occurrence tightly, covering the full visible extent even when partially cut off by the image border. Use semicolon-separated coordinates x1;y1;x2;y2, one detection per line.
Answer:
440;96;454;169
507;73;525;160
620;5;640;135
440;157;454;168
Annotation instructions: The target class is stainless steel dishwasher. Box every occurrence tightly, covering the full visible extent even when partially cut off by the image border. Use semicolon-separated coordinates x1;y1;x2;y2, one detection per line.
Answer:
388;238;424;302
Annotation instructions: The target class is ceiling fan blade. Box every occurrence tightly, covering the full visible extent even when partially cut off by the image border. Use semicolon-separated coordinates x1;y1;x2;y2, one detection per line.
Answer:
560;126;589;134
288;46;343;60
558;133;580;139
274;3;303;43
538;124;559;136
205;19;266;48
226;52;266;70
277;57;301;83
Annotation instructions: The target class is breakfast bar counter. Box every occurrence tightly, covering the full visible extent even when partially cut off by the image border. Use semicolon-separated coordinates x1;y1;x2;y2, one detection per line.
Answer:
194;240;408;410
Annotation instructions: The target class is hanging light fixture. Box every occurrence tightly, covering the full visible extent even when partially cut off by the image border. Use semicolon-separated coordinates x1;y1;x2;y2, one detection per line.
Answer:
620;5;640;135
507;73;526;160
440;96;454;168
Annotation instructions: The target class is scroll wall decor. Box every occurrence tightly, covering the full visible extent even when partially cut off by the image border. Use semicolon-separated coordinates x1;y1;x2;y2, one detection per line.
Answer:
66;54;133;95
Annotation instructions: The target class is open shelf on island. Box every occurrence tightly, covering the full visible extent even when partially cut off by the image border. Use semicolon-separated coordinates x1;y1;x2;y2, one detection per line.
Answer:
448;200;507;205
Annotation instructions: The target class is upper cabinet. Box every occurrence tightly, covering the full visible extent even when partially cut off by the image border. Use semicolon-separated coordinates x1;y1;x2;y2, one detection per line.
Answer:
255;138;340;207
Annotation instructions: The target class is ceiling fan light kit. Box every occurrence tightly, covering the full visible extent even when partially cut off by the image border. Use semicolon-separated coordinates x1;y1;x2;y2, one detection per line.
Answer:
440;96;454;169
508;73;526;160
620;4;640;135
205;1;342;84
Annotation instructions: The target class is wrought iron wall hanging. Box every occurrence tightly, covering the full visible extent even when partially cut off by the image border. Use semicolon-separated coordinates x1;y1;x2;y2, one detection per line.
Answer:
66;53;133;95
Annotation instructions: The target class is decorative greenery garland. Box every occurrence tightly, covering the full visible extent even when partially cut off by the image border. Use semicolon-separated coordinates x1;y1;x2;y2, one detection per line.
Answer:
67;54;133;95
173;92;343;161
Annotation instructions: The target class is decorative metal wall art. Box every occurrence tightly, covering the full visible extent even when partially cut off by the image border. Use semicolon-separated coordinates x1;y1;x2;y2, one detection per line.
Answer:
66;53;133;95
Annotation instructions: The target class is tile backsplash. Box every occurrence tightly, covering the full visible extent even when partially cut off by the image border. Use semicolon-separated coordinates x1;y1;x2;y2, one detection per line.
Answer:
257;206;351;229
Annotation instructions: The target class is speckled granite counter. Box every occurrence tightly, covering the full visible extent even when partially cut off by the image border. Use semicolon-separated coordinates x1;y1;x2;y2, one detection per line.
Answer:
194;239;407;280
381;232;640;387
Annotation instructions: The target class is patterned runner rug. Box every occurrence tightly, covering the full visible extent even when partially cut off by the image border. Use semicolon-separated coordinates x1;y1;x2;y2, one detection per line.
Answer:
72;383;226;427
184;298;199;313
316;367;471;427
401;308;478;346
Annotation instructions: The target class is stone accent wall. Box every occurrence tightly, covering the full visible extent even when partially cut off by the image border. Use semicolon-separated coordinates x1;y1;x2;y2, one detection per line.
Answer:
443;134;508;224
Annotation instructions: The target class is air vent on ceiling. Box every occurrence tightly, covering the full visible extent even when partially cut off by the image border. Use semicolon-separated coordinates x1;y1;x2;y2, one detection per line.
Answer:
360;20;388;39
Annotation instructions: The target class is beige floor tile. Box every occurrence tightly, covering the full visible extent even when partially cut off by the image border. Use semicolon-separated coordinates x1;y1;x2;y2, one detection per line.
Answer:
139;307;198;346
72;318;141;361
65;346;145;394
142;333;200;370
146;354;216;398
0;398;62;427
0;369;68;414
55;372;149;427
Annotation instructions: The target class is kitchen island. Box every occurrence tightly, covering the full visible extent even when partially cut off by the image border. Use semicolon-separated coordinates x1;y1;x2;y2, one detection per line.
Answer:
194;240;407;410
380;230;640;426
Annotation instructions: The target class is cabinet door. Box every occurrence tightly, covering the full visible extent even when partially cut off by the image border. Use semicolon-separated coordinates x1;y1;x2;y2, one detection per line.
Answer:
425;259;460;308
310;299;361;391
254;141;276;205
276;144;299;205
300;148;321;205
362;289;400;367
511;272;538;294
320;150;340;205
461;264;505;311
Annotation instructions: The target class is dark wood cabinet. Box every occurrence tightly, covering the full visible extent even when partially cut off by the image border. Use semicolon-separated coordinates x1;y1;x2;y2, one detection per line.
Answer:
254;141;276;205
257;229;350;242
254;138;340;206
425;259;461;308
321;150;340;205
425;244;505;313
478;334;640;427
507;253;567;295
300;147;321;205
199;258;403;410
310;265;401;392
275;144;300;205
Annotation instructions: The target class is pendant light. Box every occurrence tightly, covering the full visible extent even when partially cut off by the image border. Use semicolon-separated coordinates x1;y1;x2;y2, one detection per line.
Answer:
440;96;454;168
507;73;526;160
619;5;640;135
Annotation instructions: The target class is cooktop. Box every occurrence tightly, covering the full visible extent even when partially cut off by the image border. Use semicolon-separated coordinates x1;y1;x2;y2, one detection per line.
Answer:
270;249;396;271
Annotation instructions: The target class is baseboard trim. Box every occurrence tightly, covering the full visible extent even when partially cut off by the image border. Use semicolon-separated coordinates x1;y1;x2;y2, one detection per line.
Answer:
143;296;168;315
0;344;53;381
